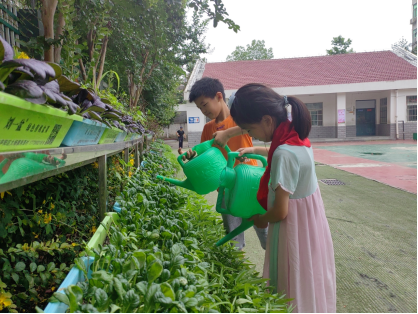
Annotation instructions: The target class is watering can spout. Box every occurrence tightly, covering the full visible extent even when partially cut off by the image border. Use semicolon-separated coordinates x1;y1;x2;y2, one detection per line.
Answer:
216;219;254;247
156;175;195;192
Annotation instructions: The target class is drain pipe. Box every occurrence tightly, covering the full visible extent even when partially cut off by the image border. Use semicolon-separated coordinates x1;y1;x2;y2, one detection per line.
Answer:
395;90;399;140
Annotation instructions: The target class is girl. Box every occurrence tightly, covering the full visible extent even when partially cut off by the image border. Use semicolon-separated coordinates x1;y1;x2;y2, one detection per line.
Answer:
230;83;336;313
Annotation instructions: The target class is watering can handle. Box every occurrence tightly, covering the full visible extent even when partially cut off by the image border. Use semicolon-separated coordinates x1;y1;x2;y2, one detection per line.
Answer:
216;186;229;214
227;152;268;168
177;139;231;167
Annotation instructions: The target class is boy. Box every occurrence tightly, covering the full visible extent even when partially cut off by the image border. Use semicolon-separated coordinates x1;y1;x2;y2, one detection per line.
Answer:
187;77;268;250
176;126;185;154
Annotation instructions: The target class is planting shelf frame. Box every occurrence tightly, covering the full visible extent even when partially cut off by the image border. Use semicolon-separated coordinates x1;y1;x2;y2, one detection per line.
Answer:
0;134;155;220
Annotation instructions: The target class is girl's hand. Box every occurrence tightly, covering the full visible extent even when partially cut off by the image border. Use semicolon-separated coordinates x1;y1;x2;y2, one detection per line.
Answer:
248;214;268;228
213;130;230;148
237;147;255;156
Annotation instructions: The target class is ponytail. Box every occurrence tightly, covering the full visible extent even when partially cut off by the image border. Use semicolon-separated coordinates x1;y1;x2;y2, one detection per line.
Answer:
288;96;311;140
231;83;312;140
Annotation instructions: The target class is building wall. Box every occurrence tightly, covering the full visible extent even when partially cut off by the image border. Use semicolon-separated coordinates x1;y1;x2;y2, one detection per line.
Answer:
181;86;416;141
162;123;188;139
412;0;417;49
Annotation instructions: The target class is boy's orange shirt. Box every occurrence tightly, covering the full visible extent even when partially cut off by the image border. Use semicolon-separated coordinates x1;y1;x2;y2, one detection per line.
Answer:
201;115;258;167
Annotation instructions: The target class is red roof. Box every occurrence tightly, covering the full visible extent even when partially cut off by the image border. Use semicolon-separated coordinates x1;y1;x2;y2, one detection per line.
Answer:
201;51;417;90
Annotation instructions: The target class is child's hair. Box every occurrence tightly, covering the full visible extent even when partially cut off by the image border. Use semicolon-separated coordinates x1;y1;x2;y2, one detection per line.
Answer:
189;77;226;103
230;83;311;140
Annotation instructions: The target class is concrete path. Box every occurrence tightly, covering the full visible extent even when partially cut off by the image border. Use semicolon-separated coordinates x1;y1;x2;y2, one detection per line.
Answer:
164;139;417;312
313;141;417;194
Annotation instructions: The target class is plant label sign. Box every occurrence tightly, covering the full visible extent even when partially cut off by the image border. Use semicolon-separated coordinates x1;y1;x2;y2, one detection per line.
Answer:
188;117;200;124
338;109;345;124
0;106;78;152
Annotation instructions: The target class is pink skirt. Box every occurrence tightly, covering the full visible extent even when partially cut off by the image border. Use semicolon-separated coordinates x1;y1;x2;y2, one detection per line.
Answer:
263;187;336;313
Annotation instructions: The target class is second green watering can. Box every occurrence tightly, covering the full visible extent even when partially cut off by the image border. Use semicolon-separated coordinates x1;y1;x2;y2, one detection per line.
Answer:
157;139;231;195
216;152;267;246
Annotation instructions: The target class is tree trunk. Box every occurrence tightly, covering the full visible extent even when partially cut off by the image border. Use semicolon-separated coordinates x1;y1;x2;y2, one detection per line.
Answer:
54;11;65;63
79;59;87;82
96;35;109;89
40;0;58;62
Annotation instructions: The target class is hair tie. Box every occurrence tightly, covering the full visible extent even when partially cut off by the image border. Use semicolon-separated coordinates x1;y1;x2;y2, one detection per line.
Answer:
283;95;289;106
283;95;292;121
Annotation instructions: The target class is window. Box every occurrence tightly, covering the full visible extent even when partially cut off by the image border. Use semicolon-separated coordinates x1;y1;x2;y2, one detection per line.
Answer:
414;3;417;18
407;96;417;121
306;103;323;126
414;29;417;41
380;98;387;124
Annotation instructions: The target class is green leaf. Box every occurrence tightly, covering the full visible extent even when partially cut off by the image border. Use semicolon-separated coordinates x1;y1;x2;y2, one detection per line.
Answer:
112;277;125;300
17;292;28;300
94;288;108;310
183;297;198;307
145;283;159;306
15;261;26;272
25;273;34;289
47;262;56;272
123;289;140;311
52;292;70;305
147;260;163;283
68;285;83;312
74;258;87;276
30;262;37;272
135;281;148;295
11;272;19;284
80;304;99;313
110;304;121;313
160;282;175;301
236;298;252;305
154;291;172;304
37;265;45;273
60;263;66;270
91;270;113;283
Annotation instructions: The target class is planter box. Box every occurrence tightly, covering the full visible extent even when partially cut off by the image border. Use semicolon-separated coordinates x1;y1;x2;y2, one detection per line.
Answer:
0;92;82;152
60;119;107;147
44;212;119;313
43;256;94;313
98;127;123;144
87;212;119;252
115;130;127;143
124;132;135;141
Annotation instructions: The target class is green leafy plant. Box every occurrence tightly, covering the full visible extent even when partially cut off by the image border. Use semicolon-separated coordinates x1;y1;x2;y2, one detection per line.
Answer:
46;141;292;313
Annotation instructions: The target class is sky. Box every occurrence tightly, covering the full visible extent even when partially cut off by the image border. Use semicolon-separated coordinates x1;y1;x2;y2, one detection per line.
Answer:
200;0;414;63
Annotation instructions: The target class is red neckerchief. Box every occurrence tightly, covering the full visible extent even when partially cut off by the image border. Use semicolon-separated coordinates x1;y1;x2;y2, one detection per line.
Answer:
257;120;311;210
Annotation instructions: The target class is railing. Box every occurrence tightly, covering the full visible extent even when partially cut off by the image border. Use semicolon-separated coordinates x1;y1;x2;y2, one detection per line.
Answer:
0;0;20;47
0;135;155;220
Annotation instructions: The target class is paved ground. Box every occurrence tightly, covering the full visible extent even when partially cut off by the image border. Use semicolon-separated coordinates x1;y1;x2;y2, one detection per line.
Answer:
164;139;417;313
312;141;417;194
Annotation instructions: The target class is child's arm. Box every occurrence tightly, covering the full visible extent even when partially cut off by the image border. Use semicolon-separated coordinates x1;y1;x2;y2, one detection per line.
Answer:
213;126;247;147
237;147;269;157
249;185;289;227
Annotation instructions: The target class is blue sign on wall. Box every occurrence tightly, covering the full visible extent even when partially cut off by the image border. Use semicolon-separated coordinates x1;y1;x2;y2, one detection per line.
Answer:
188;117;200;123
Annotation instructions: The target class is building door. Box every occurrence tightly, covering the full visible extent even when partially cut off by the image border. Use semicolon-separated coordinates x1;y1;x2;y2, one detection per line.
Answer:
356;100;376;136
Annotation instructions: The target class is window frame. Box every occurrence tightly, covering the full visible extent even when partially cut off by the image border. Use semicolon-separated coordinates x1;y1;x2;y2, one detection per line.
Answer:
406;96;417;122
306;102;323;126
380;98;387;124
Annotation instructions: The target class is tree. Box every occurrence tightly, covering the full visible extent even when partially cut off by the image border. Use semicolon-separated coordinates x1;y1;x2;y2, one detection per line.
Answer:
391;37;416;55
226;40;274;61
188;0;240;32
326;35;354;55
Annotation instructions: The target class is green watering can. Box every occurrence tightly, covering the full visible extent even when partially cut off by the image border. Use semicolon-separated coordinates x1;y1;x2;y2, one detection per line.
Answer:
216;152;267;246
157;139;231;195
0;153;66;184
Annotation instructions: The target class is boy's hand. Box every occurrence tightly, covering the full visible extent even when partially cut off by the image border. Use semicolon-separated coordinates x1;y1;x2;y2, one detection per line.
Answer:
213;130;230;148
182;149;197;161
248;214;268;228
237;147;255;156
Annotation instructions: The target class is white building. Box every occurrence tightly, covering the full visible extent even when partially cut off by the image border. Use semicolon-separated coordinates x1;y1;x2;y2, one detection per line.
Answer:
182;50;417;147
